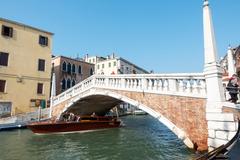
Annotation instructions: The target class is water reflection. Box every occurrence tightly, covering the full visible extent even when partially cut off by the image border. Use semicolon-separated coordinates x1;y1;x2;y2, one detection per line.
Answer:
0;115;195;160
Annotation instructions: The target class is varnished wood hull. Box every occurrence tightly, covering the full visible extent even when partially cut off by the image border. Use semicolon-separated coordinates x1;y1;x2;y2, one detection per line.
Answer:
27;118;121;134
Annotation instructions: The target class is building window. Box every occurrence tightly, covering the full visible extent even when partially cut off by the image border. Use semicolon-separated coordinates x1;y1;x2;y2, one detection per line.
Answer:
113;61;116;66
102;64;104;69
39;35;48;46
109;62;111;67
61;79;66;91
97;65;100;69
0;102;11;118
67;79;71;88
0;52;9;66
1;25;13;37
72;64;75;73
0;80;6;92
93;59;95;63
38;59;45;71
78;65;82;74
90;68;93;75
89;59;91;63
37;83;44;94
67;63;71;74
62;61;66;71
72;80;75;86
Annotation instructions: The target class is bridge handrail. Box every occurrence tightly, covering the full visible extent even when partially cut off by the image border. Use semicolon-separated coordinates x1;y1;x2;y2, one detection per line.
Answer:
92;73;205;78
52;75;94;105
52;73;207;107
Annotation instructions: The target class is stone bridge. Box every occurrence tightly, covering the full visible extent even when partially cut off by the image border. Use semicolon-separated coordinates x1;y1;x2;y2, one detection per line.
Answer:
49;0;240;152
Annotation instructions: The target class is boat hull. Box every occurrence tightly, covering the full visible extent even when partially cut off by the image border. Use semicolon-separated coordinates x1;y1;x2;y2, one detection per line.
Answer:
27;118;121;134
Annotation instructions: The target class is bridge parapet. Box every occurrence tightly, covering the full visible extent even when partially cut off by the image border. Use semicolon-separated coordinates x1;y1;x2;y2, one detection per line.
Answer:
52;73;207;107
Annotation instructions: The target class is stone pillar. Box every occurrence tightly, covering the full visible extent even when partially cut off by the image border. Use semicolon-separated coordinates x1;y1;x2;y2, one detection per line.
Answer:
203;0;236;150
227;46;235;77
203;0;224;104
49;73;56;118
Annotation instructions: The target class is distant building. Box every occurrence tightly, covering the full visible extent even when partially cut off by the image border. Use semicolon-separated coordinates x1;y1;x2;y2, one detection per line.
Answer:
52;56;94;95
0;18;53;117
85;53;149;114
84;53;149;75
220;45;240;79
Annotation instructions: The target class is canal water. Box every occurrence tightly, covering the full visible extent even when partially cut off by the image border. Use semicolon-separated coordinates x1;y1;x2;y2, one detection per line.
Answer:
0;115;196;160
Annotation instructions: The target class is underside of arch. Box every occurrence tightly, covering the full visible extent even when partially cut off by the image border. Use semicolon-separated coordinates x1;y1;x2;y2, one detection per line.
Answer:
58;89;194;149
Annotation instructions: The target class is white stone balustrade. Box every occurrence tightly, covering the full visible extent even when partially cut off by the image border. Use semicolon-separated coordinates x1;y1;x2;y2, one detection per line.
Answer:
52;73;207;107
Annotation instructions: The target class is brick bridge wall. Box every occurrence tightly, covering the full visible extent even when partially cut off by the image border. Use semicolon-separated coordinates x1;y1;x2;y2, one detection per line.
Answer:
52;89;208;151
111;90;208;151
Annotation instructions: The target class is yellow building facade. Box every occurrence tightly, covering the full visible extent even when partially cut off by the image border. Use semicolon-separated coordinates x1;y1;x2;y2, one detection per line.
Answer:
0;18;53;117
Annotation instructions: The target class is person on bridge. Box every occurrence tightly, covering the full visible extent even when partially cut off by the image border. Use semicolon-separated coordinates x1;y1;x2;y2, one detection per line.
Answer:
227;74;239;103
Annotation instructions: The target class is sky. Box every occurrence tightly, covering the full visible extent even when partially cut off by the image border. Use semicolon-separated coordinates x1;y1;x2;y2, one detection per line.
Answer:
0;0;239;73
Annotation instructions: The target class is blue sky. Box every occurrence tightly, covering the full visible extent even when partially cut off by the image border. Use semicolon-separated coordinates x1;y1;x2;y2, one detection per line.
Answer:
0;0;239;73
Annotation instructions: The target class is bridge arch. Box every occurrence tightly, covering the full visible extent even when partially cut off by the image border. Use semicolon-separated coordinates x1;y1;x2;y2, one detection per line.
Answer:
57;88;194;149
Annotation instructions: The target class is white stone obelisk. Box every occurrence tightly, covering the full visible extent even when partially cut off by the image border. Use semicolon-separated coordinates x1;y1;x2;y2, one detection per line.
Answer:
227;46;235;77
49;72;56;118
203;0;224;103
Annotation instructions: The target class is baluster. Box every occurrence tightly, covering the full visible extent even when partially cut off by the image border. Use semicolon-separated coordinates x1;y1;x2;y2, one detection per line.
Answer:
150;79;154;90
153;79;158;90
199;79;206;95
120;78;122;88
98;78;101;86
163;79;169;92
112;78;115;87
146;79;151;90
133;79;137;89
121;78;125;88
185;80;192;93
141;78;147;90
137;79;141;90
114;78;117;88
130;79;134;88
192;80;199;94
129;79;132;89
126;79;130;88
178;79;184;92
109;78;112;87
116;79;119;88
105;78;108;87
158;79;163;91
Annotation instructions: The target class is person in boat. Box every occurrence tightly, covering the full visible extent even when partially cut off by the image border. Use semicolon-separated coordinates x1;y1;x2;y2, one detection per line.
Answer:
62;112;70;121
76;115;81;122
226;74;239;103
68;112;75;121
91;112;96;117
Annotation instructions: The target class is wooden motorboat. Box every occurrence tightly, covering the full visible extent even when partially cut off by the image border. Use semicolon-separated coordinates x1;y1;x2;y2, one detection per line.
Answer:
27;116;121;134
195;119;240;160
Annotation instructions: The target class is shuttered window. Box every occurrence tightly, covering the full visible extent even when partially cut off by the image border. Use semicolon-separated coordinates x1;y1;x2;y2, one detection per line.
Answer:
37;83;43;94
78;65;82;74
0;52;9;66
39;35;48;46
1;25;13;37
38;59;45;71
0;80;6;92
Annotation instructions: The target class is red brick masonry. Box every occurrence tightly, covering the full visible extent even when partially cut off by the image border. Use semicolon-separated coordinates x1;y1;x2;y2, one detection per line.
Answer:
53;89;208;151
112;90;208;151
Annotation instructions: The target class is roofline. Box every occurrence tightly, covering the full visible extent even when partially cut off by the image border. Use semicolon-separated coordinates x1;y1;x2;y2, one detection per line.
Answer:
0;17;54;35
118;57;149;73
52;55;94;65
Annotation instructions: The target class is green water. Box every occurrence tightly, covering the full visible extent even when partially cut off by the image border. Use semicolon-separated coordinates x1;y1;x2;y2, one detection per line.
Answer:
0;115;196;160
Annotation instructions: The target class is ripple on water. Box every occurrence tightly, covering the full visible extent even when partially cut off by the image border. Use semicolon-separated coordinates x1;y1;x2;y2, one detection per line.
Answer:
0;115;195;160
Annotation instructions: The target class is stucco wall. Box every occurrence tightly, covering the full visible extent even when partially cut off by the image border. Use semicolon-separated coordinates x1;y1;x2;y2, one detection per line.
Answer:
0;19;52;114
